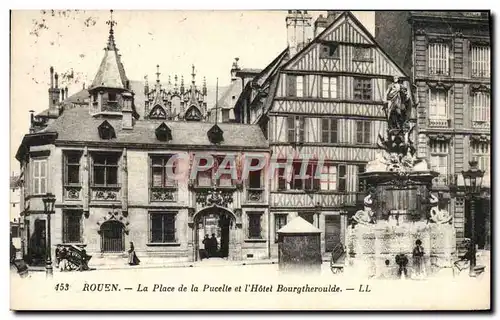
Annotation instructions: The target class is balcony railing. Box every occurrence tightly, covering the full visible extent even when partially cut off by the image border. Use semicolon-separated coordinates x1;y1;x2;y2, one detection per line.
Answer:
428;118;451;128
429;68;449;76
472;120;490;130
471;69;490;78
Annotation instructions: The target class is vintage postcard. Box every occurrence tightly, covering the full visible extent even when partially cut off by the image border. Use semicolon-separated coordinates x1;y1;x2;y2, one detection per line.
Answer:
9;10;491;311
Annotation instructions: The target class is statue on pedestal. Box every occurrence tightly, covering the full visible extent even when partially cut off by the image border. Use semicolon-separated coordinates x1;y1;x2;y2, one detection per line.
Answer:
384;76;412;130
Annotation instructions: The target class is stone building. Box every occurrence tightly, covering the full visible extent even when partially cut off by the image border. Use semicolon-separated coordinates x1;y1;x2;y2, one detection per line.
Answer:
375;11;491;249
233;11;409;259
16;15;271;265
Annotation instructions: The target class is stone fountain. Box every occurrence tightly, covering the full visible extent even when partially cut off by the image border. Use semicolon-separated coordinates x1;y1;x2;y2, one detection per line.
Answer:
345;76;456;279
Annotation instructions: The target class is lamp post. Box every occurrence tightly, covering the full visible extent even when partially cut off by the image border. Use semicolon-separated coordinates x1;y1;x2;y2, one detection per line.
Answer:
451;159;484;277
42;193;56;277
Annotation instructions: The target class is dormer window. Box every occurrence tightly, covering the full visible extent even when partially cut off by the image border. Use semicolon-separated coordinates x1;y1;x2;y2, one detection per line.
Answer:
98;120;116;140
155;123;172;142
207;124;224;144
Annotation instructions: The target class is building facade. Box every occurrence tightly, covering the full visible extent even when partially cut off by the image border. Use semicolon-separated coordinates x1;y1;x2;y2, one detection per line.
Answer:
233;11;409;258
375;11;491;249
17;17;271;265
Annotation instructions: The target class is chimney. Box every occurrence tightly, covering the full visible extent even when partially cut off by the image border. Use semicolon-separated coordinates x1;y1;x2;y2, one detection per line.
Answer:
286;10;313;56
49;67;54;88
326;11;343;25
65;87;68;100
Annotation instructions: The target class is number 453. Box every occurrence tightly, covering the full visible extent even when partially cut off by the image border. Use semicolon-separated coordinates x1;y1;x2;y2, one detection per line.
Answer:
55;283;70;291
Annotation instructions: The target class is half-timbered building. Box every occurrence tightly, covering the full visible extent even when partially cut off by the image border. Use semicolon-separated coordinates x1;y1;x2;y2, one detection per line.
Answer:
234;11;409;258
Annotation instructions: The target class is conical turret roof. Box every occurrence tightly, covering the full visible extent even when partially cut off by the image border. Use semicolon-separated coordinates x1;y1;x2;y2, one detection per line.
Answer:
90;10;129;90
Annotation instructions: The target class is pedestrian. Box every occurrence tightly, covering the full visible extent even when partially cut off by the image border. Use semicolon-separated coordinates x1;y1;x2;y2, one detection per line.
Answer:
210;233;218;258
412;239;425;279
202;234;210;259
128;242;140;266
55;244;61;268
59;246;68;271
395;253;408;279
10;238;16;264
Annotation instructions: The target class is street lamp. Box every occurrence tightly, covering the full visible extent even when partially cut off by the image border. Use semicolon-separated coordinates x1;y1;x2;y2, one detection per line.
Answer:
451;159;484;276
42;193;56;277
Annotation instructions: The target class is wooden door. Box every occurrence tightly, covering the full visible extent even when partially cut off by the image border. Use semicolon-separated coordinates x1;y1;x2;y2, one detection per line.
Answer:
325;215;341;252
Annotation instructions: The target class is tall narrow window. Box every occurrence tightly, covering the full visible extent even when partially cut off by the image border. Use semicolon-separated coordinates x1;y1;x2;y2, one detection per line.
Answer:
321;77;338;98
150;212;177;243
322;118;338;143
353;77;372;100
472;91;490;123
248;212;263;239
151;155;177;188
287;115;305;143
357;164;367;192
290;162;303;190
430;140;449;185
276;160;288;191
320;164;337;191
303;161;320;191
197;158;212;187
63;210;82;243
471;45;490;78
472;143;490;173
338;164;347;192
286;75;297;97
32;159;47;195
274;214;288;241
92;154;119;186
296;76;304;98
248;159;262;189
429;89;448;120
215;157;233;187
356;121;371;144
428;42;450;76
64;152;81;185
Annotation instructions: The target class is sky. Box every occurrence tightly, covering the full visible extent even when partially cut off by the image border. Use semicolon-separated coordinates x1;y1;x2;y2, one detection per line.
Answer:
10;10;375;173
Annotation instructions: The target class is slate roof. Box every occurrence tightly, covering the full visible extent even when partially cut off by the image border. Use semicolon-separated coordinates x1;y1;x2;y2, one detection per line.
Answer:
277;216;321;234
42;107;268;149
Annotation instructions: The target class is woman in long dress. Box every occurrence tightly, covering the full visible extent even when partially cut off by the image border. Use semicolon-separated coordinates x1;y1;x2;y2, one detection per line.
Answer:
128;242;140;266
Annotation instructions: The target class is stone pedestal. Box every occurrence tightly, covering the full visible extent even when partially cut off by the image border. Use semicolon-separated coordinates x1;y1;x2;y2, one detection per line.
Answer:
346;221;455;278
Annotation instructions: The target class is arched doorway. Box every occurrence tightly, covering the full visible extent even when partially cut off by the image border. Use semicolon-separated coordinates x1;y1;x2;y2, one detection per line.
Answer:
194;206;236;261
100;221;125;253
